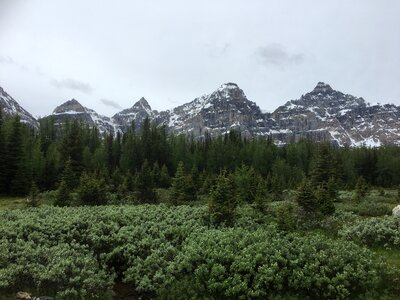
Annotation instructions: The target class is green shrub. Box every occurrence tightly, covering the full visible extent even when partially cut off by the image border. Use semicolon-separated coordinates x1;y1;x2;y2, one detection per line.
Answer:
355;201;392;217
162;227;381;299
270;201;299;230
340;216;400;248
77;173;109;205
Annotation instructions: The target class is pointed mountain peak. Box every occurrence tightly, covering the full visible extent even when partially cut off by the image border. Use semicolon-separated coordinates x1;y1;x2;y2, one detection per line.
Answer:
218;82;240;91
312;82;334;94
53;98;85;114
133;97;151;110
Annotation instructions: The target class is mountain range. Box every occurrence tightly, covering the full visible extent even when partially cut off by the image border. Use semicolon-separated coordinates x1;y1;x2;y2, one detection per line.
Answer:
1;82;399;147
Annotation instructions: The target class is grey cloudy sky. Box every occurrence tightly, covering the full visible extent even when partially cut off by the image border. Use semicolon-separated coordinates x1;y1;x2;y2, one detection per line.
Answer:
0;0;400;118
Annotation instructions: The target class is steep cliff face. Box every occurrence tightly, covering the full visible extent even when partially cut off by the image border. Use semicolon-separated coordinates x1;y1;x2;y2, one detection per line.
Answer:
112;97;155;132
265;82;400;146
156;83;265;138
0;86;38;129
3;82;400;146
52;99;117;134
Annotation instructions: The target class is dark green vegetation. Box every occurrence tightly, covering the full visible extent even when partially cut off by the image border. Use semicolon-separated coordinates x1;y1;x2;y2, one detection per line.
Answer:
1;111;400;299
1;112;400;200
1;202;400;299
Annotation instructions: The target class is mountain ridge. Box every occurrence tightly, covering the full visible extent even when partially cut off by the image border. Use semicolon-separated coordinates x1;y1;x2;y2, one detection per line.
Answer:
1;82;399;147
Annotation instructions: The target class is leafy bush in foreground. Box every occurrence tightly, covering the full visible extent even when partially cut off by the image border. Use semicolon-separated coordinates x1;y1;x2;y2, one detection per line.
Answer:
162;227;380;299
0;205;392;299
340;215;400;248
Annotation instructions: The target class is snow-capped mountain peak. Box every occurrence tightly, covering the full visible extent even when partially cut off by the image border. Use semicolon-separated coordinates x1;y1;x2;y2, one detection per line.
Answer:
112;97;156;132
53;99;86;114
311;82;334;94
0;86;38;128
52;99;117;134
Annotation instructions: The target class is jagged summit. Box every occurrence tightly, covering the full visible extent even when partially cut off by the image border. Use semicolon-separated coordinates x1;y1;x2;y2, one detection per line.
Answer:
112;97;155;131
132;97;151;110
311;82;334;94
215;82;247;101
0;85;38;128
218;82;239;90
53;99;85;114
3;81;400;147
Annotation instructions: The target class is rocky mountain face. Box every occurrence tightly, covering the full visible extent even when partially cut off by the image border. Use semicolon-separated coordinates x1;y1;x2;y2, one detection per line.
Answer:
264;82;400;146
2;83;400;146
0;86;38;129
112;97;155;132
156;83;265;138
52;99;117;133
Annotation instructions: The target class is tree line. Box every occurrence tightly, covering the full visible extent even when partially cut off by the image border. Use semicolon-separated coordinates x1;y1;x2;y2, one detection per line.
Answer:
1;110;400;202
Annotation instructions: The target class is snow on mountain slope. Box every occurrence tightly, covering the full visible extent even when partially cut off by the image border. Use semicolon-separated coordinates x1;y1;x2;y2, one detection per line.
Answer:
52;99;118;134
265;82;400;146
0;86;39;128
156;83;265;138
112;97;155;132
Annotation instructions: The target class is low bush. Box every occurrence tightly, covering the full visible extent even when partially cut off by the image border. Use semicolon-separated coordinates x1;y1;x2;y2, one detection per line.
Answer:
0;205;394;299
162;227;381;299
340;216;400;248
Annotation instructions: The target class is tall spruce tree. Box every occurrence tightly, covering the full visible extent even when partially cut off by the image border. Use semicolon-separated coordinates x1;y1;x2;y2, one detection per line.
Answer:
54;179;72;207
136;160;157;203
0;107;5;194
168;161;196;204
4;116;24;194
208;171;237;226
296;179;319;214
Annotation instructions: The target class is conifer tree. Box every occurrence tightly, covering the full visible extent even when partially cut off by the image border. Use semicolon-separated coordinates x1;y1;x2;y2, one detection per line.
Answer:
353;176;369;201
315;183;335;215
254;179;269;213
54;179;72;207
168;161;196;204
311;143;337;186
159;164;171;188
296;179;319;214
0;108;6;194
136;160;157;203
208;171;236;226
4;116;23;194
61;158;78;190
77;172;108;206
26;182;40;207
233;165;259;203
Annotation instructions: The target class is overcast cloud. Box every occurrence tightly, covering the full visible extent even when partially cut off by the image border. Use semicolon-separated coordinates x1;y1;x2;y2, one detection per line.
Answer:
50;78;93;94
0;0;399;118
257;44;305;69
100;98;122;110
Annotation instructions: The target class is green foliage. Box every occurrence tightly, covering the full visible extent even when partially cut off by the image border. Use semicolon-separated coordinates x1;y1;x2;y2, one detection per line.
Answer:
354;176;369;201
159;164;171;188
54;179;72;207
26;182;40;208
163;227;381;299
340;216;400;248
208;171;237;226
270;201;299;230
135;160;157;203
295;179;319;214
351;201;392;217
168;161;196;205
315;183;336;215
253;179;269;213
0;205;397;299
233;165;259;203
77;172;108;206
